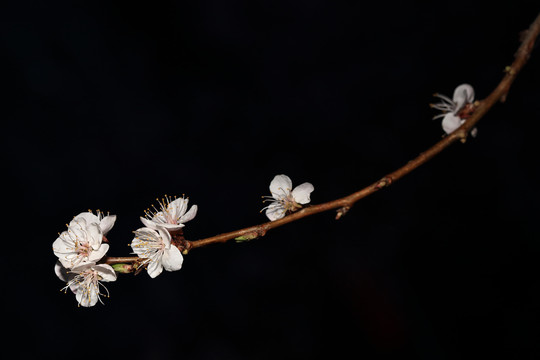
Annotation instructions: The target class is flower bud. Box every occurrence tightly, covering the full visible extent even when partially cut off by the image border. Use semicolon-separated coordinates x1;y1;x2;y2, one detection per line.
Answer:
235;232;259;242
111;263;134;274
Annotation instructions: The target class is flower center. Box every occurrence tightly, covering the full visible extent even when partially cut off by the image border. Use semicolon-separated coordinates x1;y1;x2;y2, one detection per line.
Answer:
280;193;301;212
62;269;110;307
144;195;181;224
76;241;91;258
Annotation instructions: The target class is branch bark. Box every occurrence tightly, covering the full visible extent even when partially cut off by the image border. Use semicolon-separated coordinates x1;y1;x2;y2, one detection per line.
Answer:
104;12;540;265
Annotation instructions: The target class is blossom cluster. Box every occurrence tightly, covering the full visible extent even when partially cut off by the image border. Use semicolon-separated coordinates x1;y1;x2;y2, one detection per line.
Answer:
53;211;118;307
132;196;197;278
52;177;314;307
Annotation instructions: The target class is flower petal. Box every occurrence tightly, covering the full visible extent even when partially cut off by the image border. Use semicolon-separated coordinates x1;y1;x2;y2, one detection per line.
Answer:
53;235;72;255
147;257;163;278
54;261;71;282
88;243;109;263
95;264;117;282
86;222;103;250
99;215;116;235
157;227;172;248
171;197;188;218
292;182;314;204
270;174;293;200
179;204;197;223
140;217;158;229
162;245;184;272
265;201;286;221
75;284;99;307
441;113;463;135
452;83;475;114
73;212;99;225
157;223;185;232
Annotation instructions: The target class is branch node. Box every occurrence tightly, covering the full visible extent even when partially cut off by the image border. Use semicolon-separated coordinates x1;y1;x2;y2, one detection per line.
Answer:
376;177;393;189
235;227;267;242
504;65;516;75
335;206;350;220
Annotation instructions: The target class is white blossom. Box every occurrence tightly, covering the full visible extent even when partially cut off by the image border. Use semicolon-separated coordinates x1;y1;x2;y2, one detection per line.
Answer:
57;261;117;307
141;196;197;232
262;174;314;221
431;83;477;136
131;226;184;278
53;211;115;269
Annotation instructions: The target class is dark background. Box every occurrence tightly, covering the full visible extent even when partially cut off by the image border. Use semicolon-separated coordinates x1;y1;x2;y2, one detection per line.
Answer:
2;1;540;359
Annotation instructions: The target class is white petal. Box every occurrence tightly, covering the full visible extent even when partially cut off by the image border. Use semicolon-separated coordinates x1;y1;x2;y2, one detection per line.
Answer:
441;113;463;135
156;223;185;232
75;284;99;307
291;182;314;205
140;217;158;229
153;211;167;224
71;263;95;273
73;212;99;225
171;198;188;218
54;261;70;282
53;235;72;255
88;243;109;263
147;257;163;278
95;264;117;282
99;215;116;235
86;222;103;250
131;239;150;257
157;227;172;248
162;245;184;272
452;83;475;113
179;205;197;223
270;174;293;200
265;201;286;221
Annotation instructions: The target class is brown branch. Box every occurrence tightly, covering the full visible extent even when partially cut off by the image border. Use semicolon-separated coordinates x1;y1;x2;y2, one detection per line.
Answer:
103;12;540;265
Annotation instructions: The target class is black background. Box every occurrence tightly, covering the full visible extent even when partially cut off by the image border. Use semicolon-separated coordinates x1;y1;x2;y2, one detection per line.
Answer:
3;1;540;359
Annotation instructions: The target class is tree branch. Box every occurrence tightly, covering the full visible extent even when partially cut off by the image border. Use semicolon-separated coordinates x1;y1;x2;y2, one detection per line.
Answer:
104;11;540;266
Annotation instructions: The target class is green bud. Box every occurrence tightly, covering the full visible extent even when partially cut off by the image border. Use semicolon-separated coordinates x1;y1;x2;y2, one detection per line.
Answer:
235;232;259;242
111;263;134;274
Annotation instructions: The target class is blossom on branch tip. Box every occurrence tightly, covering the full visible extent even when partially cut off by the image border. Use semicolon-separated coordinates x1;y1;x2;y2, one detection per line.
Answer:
131;226;184;278
53;211;115;269
141;195;197;232
431;83;478;136
262;174;314;221
57;261;117;307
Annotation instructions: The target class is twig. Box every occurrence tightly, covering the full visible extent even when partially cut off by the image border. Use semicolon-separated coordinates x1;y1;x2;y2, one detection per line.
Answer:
103;12;540;265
